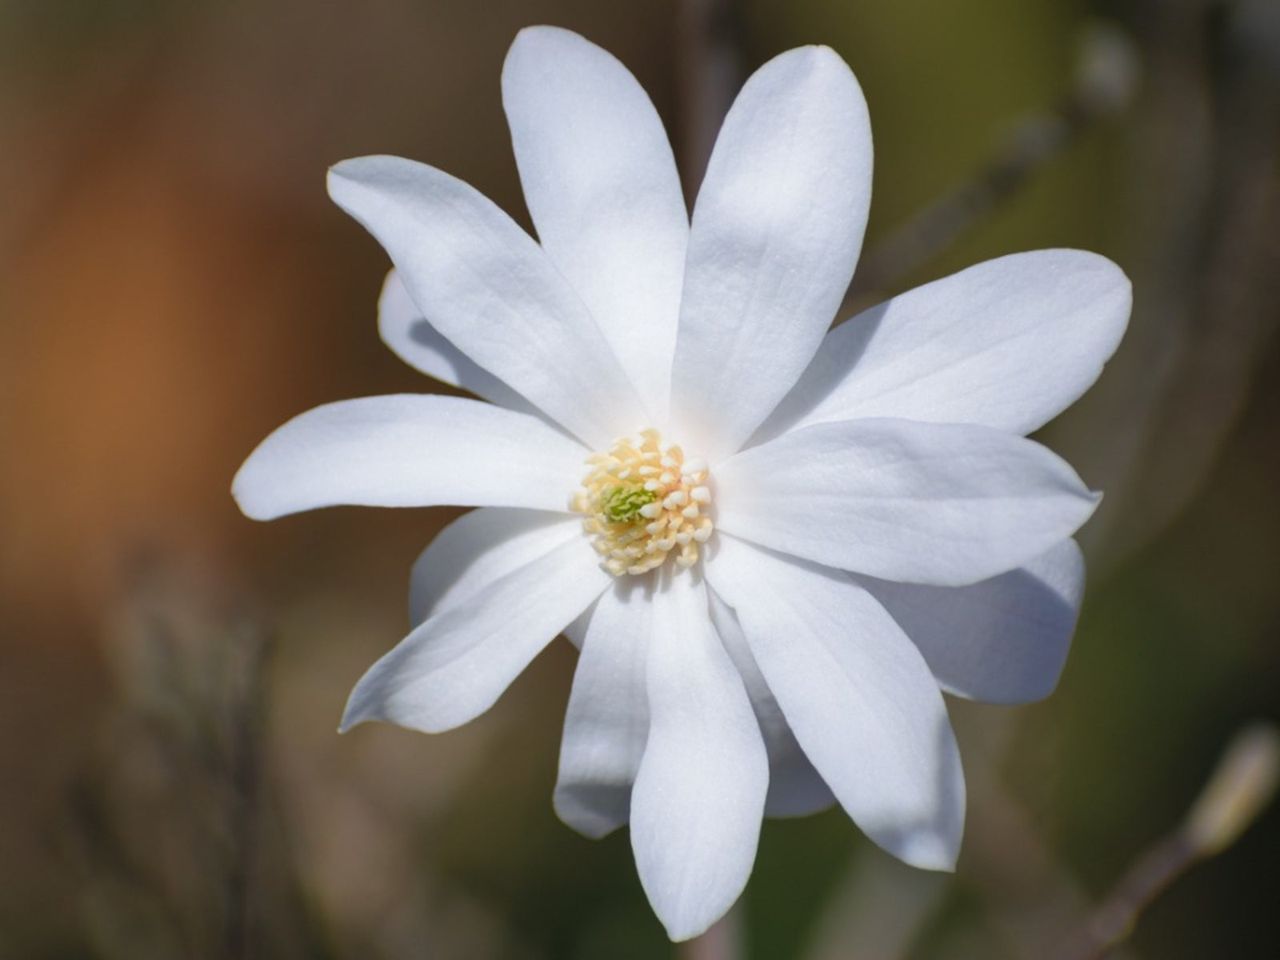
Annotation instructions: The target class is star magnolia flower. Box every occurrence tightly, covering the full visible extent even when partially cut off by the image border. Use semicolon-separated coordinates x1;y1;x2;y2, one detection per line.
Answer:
233;26;1130;941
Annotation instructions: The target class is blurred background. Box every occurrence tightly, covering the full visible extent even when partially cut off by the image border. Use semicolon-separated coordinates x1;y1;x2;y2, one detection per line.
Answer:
1;0;1277;957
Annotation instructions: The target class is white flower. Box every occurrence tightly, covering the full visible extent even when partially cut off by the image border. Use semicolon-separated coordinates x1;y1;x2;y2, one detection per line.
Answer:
233;26;1130;941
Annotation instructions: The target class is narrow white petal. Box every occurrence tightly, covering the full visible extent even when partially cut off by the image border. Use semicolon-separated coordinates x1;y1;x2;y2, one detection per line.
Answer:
341;537;610;734
631;573;768;941
232;395;585;520
328;156;645;448
670;45;872;462
709;587;835;817
716;418;1099;586
756;251;1133;441
706;536;965;870
408;508;582;625
377;269;539;415
555;577;832;838
859;539;1085;704
554;580;653;838
503;27;688;421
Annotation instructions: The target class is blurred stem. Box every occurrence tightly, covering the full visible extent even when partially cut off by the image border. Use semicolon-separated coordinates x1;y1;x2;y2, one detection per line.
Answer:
845;23;1138;307
1057;832;1197;960
680;905;744;960
224;622;273;960
675;0;743;201
1053;724;1280;960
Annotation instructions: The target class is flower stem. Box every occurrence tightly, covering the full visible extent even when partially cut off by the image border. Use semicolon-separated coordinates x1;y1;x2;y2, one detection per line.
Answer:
679;904;744;960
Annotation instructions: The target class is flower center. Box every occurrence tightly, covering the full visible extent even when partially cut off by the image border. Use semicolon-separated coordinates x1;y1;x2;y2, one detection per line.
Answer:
572;428;714;577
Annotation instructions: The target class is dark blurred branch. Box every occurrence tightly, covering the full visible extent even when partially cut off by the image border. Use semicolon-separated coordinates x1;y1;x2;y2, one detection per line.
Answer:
844;23;1139;307
1086;0;1280;562
675;0;744;200
1053;723;1280;960
224;621;273;960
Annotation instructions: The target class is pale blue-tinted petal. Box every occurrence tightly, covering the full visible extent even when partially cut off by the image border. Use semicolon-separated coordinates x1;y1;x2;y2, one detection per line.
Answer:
503;26;688;421
342;537;609;734
716;417;1098;586
328;156;645;448
859;539;1085;704
670;46;872;462
377;269;538;415
233;395;585;520
756;251;1132;441
706;536;965;870
631;572;768;941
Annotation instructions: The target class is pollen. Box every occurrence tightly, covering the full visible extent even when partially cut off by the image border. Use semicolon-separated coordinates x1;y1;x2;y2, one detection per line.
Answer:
572;428;715;577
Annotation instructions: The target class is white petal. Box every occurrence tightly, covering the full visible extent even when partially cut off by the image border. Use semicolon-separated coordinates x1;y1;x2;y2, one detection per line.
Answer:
554;580;653;838
503;27;688;422
554;580;836;836
706;536;965;870
631;572;768;941
858;539;1085;704
328;156;645;448
562;610;587;649
708;587;835;817
408;508;582;625
341;537;610;734
670;46;872;462
232;395;585;520
377;269;539;416
756;251;1133;441
715;418;1099;586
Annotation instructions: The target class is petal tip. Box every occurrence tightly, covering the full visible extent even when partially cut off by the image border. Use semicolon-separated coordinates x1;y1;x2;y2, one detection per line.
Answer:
325;161;363;206
510;23;577;49
893;831;962;873
658;908;728;944
326;156;363;185
339;668;387;732
326;155;406;201
776;42;861;88
230;462;274;522
784;42;840;62
337;701;370;735
504;25;592;83
1081;488;1105;520
552;791;622;840
810;43;846;63
339;690;392;733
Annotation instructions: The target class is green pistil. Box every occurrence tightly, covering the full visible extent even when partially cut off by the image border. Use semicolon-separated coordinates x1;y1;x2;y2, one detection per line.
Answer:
602;485;658;524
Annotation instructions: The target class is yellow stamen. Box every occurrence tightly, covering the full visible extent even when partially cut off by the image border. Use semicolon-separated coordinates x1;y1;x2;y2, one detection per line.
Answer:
572;428;715;577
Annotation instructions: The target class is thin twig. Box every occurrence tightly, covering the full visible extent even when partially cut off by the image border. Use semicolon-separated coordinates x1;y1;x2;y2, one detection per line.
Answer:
1053;724;1280;960
844;23;1139;307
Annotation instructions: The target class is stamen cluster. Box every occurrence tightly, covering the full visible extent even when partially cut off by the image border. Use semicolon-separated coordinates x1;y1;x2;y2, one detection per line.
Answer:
573;428;714;576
